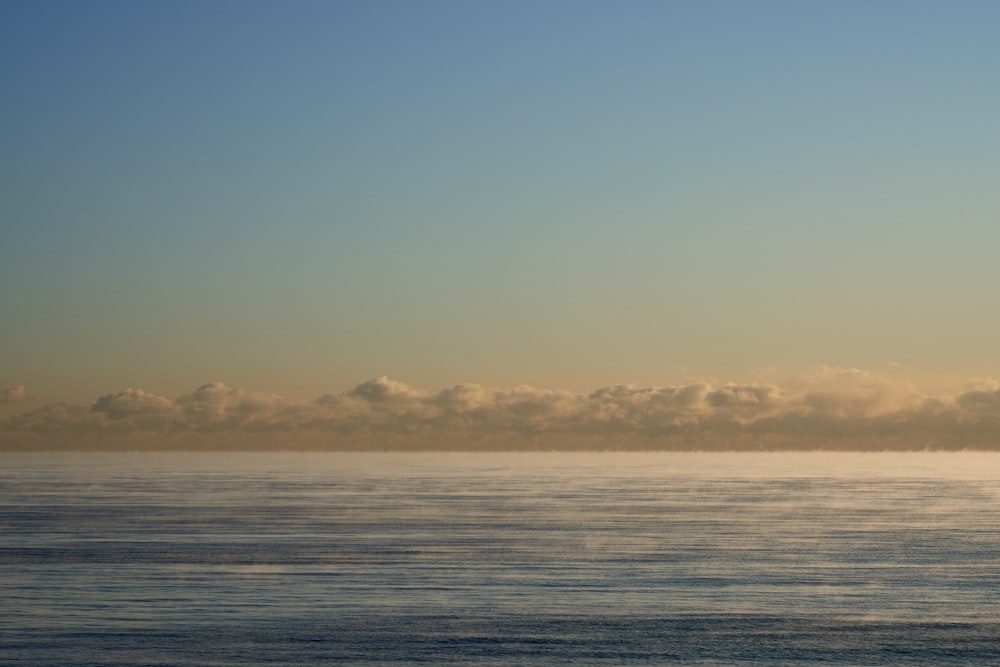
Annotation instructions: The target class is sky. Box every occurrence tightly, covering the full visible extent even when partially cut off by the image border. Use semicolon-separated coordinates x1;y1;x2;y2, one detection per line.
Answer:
2;1;999;449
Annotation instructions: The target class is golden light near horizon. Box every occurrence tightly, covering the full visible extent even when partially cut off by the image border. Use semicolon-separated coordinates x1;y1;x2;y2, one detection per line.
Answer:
3;1;1000;448
2;367;999;450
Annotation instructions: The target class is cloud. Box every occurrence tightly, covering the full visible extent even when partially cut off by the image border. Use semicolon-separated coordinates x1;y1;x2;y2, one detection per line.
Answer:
347;376;428;404
92;388;176;420
6;369;1000;450
1;386;26;403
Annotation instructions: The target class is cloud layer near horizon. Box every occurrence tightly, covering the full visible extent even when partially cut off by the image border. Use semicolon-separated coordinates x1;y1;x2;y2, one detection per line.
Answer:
4;369;1000;450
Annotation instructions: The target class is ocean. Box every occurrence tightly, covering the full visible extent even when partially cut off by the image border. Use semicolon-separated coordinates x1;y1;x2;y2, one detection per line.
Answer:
2;451;999;665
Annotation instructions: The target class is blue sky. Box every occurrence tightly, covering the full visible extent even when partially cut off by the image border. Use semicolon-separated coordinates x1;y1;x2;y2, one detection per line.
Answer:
3;0;1000;403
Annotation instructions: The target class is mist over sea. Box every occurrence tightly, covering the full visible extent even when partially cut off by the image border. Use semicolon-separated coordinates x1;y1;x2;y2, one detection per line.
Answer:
3;451;1000;665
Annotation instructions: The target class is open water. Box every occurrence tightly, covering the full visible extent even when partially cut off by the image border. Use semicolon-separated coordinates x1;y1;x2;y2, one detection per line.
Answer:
2;451;1000;665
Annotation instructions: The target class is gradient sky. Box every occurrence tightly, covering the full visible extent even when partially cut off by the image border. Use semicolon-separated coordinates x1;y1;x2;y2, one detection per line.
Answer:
3;0;999;407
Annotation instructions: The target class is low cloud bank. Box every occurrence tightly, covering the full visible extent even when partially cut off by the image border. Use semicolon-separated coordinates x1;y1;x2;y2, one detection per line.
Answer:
4;369;1000;450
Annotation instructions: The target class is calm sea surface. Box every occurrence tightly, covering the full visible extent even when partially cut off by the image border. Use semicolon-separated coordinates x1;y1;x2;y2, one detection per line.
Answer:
3;451;1000;665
